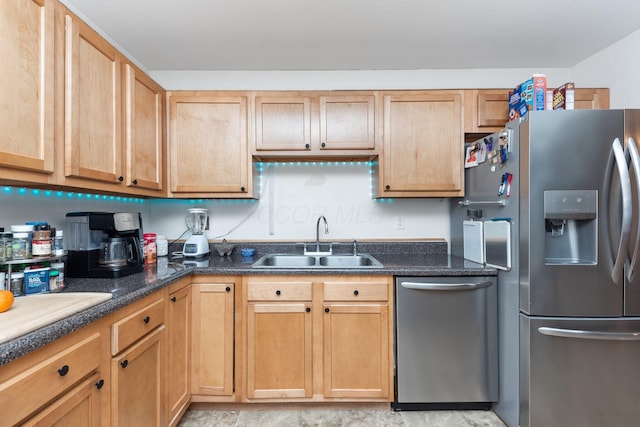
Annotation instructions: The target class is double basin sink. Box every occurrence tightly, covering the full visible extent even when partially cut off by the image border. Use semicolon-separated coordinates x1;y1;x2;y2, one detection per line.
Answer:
251;253;383;269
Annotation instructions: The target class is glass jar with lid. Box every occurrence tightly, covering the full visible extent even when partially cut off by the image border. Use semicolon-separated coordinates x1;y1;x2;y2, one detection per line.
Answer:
12;232;29;260
0;232;12;261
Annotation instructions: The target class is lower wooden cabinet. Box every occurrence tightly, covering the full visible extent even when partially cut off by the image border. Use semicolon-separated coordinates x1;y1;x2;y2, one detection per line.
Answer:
167;281;191;426
191;281;235;397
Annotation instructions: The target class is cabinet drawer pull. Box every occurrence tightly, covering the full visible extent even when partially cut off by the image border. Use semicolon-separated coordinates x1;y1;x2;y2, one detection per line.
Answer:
171;296;177;302
321;142;326;148
241;186;246;192
118;176;124;182
306;307;311;313
120;360;128;369
58;365;69;376
226;286;231;292
325;307;330;313
132;179;138;185
143;316;150;324
95;379;105;390
276;290;281;296
305;143;310;149
353;290;359;296
385;185;391;190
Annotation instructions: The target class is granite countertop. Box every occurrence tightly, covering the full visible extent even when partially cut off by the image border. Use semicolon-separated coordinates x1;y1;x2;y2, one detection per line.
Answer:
0;241;496;366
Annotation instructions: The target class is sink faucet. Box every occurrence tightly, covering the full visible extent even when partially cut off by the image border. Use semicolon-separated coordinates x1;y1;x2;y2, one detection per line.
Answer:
315;215;329;253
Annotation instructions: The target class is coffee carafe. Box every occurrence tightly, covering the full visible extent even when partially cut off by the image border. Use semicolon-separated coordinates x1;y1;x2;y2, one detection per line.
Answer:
66;212;144;278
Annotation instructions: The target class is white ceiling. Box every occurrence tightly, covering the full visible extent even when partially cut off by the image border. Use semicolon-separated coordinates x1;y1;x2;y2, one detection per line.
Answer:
62;0;640;72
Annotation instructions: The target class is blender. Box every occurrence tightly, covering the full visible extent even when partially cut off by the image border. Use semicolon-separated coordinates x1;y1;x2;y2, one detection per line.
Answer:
183;208;210;257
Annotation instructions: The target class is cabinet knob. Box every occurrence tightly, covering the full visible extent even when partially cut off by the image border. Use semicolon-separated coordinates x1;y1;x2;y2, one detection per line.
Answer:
306;307;311;313
95;379;105;390
276;290;281;296
143;316;150;324
241;186;246;192
226;286;231;292
120;360;129;369
132;179;138;185
353;290;359;296
305;143;310;149
118;176;124;182
171;296;177;302
385;185;391;190
321;142;326;148
58;365;69;376
325;307;330;313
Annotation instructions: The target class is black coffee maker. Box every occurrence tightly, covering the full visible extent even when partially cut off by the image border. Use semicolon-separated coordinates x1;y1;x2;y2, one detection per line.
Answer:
66;212;145;278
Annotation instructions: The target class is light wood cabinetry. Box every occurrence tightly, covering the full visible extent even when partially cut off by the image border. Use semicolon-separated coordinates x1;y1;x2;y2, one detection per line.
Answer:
254;92;378;157
110;294;165;427
322;279;392;399
168;92;254;198
0;0;55;185
377;91;464;197
574;88;610;110
191;280;235;398
123;62;165;193
0;323;105;426
245;279;313;399
167;280;191;426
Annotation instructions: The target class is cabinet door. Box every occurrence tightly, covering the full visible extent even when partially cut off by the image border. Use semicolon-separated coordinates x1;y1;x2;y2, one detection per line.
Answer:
464;89;510;133
575;88;610;110
124;63;164;192
167;285;191;424
169;94;250;195
191;283;234;396
0;0;54;179
323;303;390;399
380;92;464;197
255;95;312;151
22;373;102;426
246;302;313;399
64;14;122;184
111;326;164;427
319;95;376;151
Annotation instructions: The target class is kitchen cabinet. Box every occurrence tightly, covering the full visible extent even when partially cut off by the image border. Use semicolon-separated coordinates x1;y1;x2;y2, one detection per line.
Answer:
166;279;191;426
322;278;392;399
191;279;235;398
168;92;255;198
110;295;165;427
123;62;165;193
0;323;105;426
377;91;464;197
254;91;378;157
62;12;123;187
245;278;313;399
0;0;55;185
574;88;610;110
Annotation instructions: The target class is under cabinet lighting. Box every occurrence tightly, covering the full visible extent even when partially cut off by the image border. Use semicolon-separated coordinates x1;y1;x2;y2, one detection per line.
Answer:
0;186;146;203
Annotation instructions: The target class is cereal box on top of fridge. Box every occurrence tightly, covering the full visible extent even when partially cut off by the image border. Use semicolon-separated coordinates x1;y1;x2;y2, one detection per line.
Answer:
553;82;575;110
508;74;547;121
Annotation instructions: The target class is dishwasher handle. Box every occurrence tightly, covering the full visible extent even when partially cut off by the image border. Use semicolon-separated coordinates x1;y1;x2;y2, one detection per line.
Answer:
399;280;494;291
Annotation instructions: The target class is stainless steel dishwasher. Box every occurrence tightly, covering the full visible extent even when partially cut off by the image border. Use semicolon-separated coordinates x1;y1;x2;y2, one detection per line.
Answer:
393;276;498;410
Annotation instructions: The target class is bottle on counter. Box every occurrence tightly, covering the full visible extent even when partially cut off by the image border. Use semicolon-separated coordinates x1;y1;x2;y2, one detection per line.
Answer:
156;235;168;257
143;233;157;264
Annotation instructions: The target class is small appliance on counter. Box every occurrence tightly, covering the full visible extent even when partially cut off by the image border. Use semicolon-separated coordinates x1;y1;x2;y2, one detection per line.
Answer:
65;212;144;278
183;208;210;258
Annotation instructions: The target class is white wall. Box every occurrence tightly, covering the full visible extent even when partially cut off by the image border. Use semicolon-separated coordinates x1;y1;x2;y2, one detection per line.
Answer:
570;28;640;109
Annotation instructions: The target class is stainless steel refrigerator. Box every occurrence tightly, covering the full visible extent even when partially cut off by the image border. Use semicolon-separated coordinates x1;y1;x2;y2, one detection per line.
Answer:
450;109;640;427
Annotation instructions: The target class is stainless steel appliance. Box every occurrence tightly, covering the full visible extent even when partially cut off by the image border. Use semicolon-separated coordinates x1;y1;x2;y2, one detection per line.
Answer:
183;208;210;257
66;212;144;278
451;110;640;427
393;276;498;410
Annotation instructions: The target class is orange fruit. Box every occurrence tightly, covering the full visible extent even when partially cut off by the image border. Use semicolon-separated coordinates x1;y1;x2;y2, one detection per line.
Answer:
0;290;14;313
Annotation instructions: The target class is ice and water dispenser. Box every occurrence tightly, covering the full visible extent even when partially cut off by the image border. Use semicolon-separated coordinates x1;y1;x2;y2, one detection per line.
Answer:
544;190;597;265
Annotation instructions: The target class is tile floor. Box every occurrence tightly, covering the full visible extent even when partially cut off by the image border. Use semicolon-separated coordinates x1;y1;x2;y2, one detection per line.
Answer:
177;403;507;427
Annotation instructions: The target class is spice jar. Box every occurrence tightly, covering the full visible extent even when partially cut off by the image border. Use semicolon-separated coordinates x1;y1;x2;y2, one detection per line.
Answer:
32;224;51;257
143;233;157;264
0;232;12;261
11;233;29;260
50;262;65;291
11;225;33;258
10;271;24;296
53;229;64;256
156;235;168;257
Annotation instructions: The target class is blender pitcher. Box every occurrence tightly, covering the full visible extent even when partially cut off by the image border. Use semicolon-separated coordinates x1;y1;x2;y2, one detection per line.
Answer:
183;208;210;257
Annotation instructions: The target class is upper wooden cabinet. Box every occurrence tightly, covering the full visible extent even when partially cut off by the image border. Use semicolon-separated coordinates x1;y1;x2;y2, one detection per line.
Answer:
0;0;55;184
377;91;464;198
168;92;254;198
464;88;611;134
254;91;378;157
63;13;122;185
124;62;165;192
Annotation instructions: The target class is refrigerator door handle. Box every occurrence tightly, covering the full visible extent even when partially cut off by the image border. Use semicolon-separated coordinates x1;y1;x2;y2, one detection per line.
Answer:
604;138;632;285
400;281;494;291
626;137;640;283
538;326;640;341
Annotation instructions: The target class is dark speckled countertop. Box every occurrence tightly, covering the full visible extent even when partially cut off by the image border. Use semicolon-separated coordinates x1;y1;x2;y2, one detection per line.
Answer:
0;241;495;366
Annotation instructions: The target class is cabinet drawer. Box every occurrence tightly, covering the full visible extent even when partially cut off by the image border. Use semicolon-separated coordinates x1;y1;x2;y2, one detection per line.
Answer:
247;281;312;301
323;281;389;301
0;332;101;426
111;298;164;355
